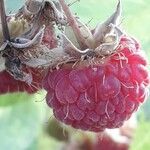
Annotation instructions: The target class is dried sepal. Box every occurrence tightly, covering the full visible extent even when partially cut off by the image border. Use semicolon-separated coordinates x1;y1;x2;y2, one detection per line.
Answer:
59;0;95;49
15;0;67;47
0;0;66;83
0;0;124;86
57;0;123;59
16;0;67;26
76;19;95;49
64;26;81;49
0;17;29;44
11;26;45;49
5;57;33;85
0;13;45;83
1;25;45;83
93;0;121;48
95;24;123;56
24;0;42;15
61;33;91;57
15;0;67;44
47;0;67;25
20;44;72;69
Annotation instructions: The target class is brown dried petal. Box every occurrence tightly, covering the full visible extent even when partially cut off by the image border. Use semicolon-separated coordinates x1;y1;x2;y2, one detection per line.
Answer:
95;24;123;56
20;44;71;69
93;0;121;48
61;33;90;57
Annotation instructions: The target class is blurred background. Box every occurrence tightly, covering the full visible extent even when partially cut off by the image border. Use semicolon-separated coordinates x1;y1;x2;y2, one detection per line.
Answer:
0;0;150;150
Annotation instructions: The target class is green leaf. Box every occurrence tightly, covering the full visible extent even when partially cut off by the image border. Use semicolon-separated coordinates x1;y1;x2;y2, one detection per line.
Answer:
130;120;150;150
0;93;34;107
0;95;44;150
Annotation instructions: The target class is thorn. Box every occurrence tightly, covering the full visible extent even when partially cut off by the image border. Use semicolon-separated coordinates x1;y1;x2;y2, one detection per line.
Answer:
68;0;80;7
35;97;45;102
85;18;93;26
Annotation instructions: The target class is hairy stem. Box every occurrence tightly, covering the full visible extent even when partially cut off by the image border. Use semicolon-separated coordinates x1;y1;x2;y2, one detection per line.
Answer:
0;0;10;41
59;0;93;49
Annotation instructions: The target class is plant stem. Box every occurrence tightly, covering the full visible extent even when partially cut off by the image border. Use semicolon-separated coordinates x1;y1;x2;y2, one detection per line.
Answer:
0;0;10;41
59;0;94;49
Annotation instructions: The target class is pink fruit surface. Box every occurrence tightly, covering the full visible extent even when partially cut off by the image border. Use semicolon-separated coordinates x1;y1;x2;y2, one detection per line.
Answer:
44;36;150;132
94;132;129;150
0;68;44;94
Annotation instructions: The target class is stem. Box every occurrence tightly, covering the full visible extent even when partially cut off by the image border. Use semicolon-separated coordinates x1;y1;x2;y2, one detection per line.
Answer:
0;0;10;41
59;0;93;49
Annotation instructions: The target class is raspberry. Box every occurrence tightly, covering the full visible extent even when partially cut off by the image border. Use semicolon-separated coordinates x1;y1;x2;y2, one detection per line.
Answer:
0;68;43;94
0;25;56;95
0;0;61;94
94;130;129;150
44;36;150;132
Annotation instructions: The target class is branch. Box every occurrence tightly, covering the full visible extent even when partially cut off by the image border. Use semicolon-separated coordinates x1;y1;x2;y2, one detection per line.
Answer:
59;0;94;49
0;0;10;41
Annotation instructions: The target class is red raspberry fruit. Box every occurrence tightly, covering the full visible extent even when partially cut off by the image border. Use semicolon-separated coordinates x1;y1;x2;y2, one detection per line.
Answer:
0;68;43;94
94;130;129;150
0;26;56;94
44;36;150;132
